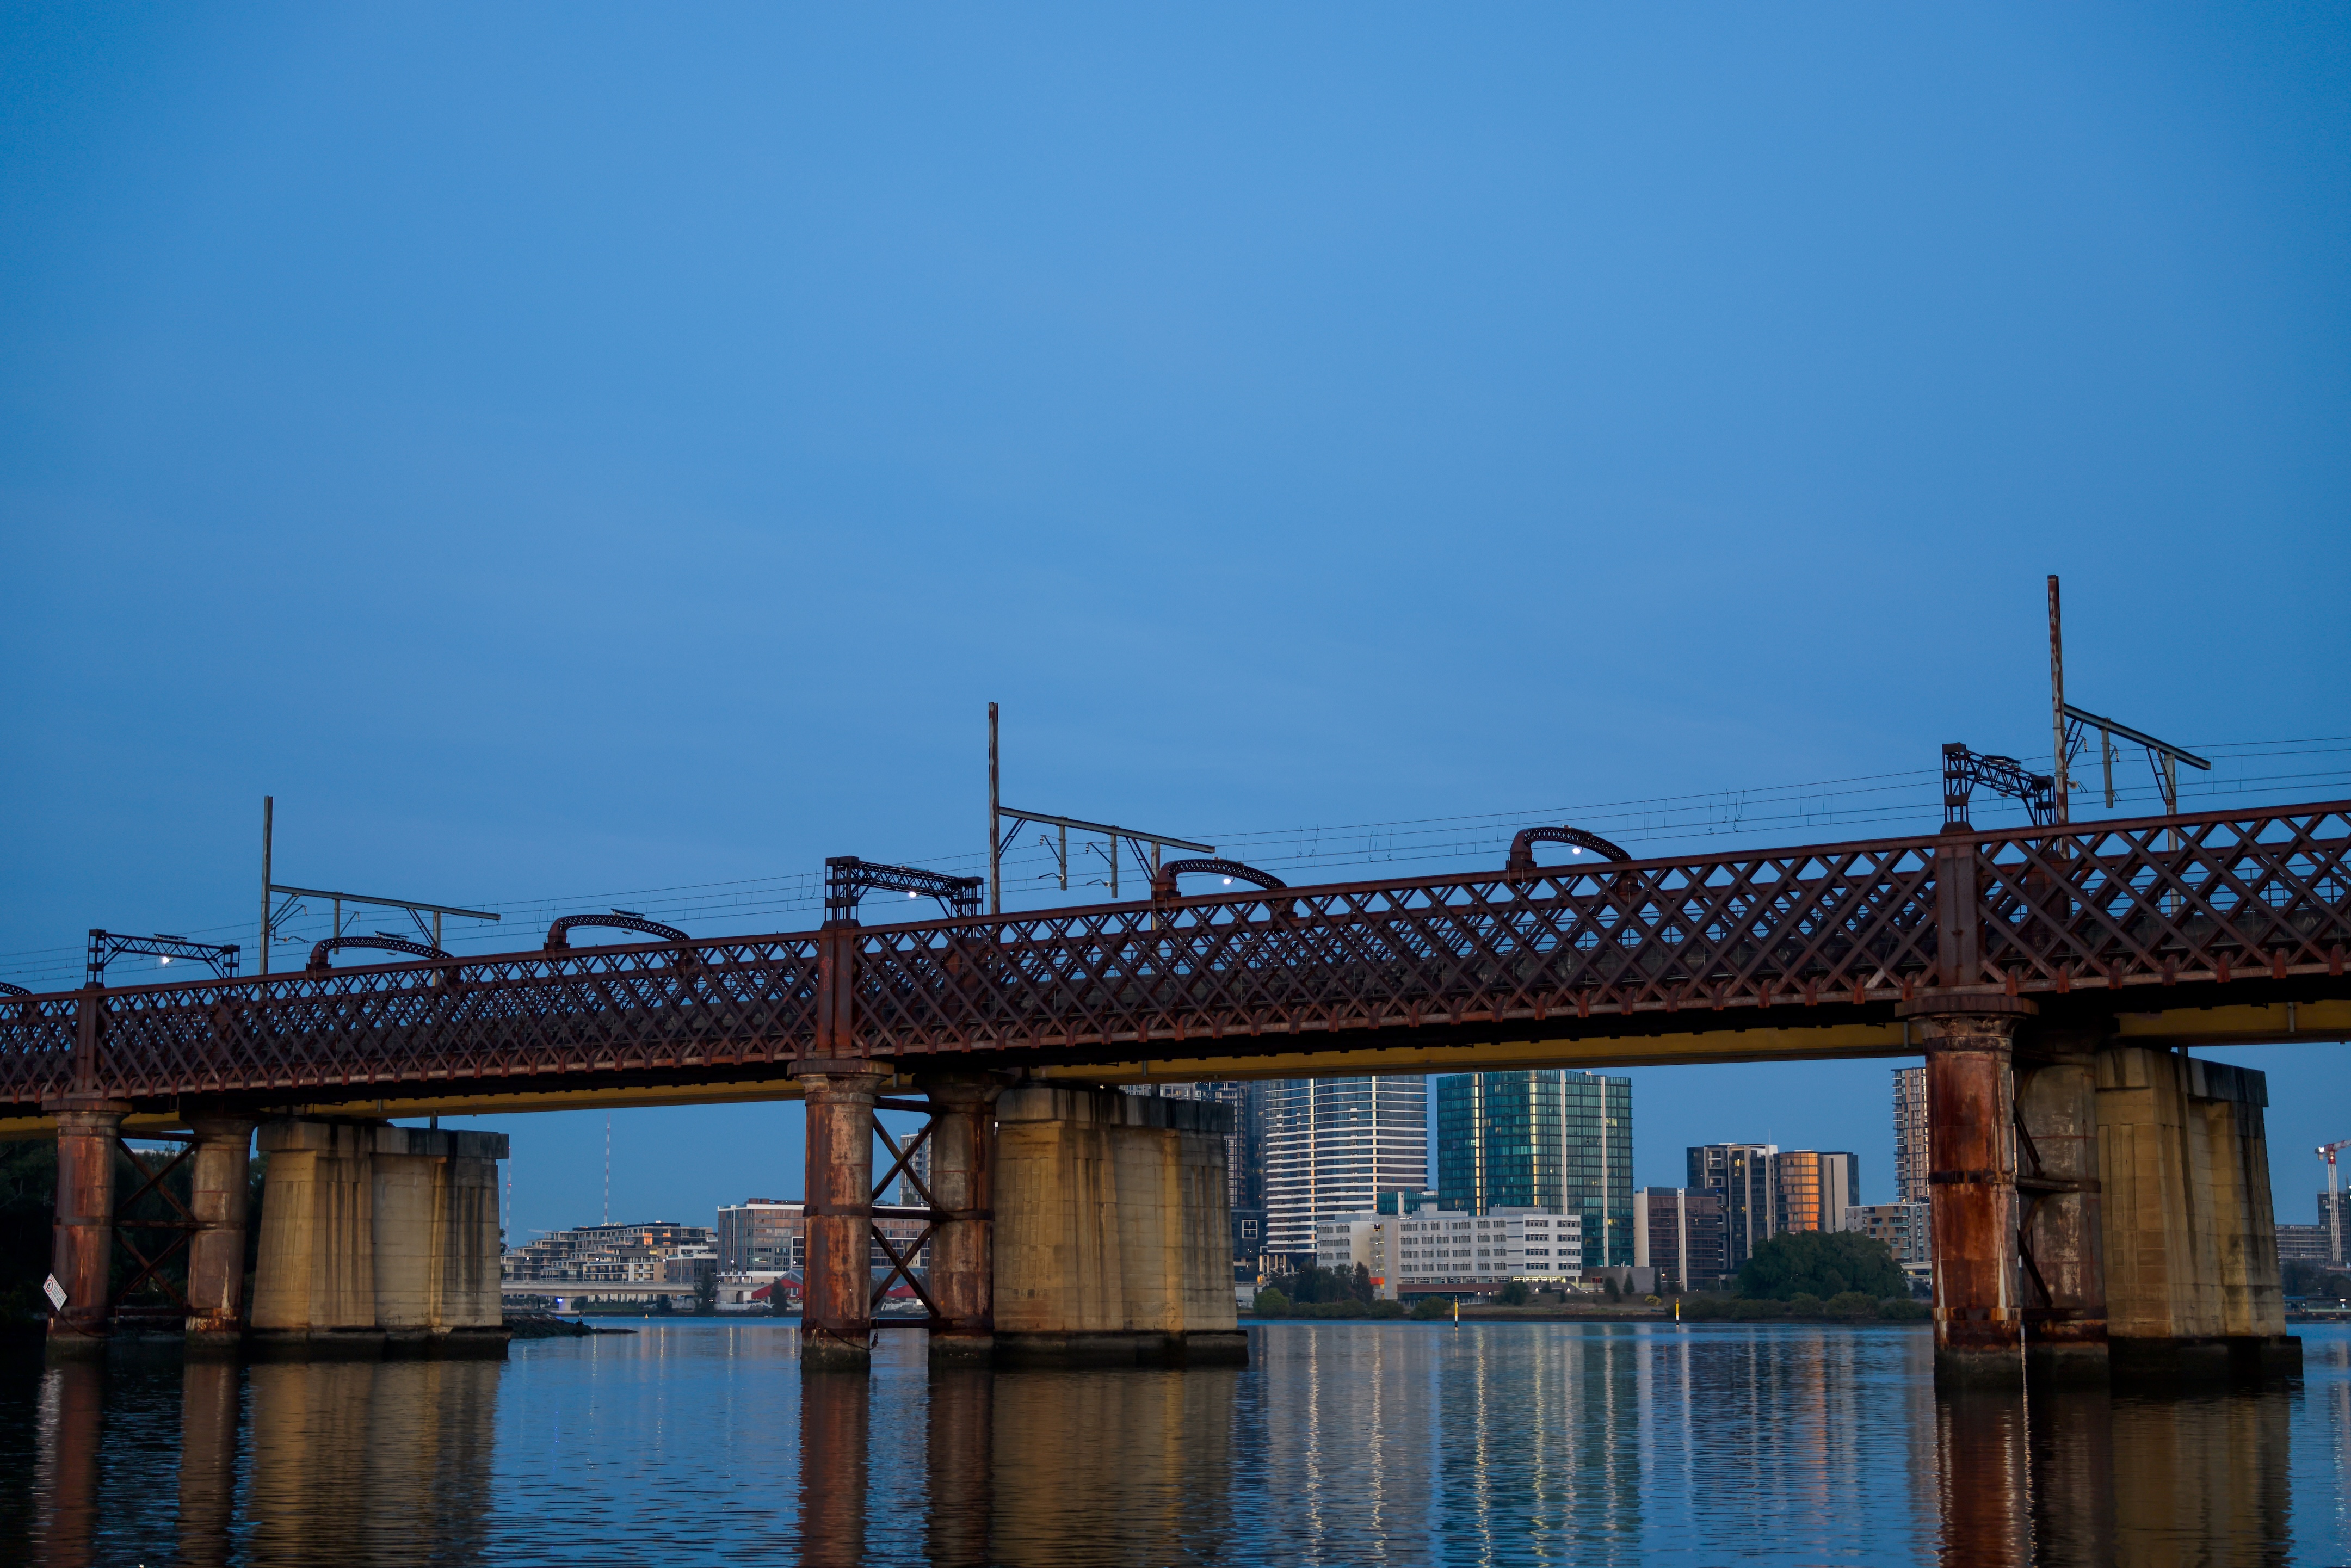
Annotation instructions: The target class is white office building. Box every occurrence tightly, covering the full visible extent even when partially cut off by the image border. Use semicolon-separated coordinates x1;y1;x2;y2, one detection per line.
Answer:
1318;1208;1583;1298
1264;1077;1429;1258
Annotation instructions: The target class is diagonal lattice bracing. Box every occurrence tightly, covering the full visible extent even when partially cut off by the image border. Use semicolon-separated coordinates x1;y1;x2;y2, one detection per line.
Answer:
0;801;2343;1104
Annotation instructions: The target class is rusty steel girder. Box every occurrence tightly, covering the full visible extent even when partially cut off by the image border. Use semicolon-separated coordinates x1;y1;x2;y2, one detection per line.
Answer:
0;800;2341;1107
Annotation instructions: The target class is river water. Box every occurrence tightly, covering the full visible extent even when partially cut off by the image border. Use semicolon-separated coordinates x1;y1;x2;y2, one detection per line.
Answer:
2;1319;2346;1565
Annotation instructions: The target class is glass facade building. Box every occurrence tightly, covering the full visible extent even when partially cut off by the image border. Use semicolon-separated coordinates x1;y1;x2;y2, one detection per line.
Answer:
1775;1150;1859;1235
1262;1077;1429;1260
1434;1070;1635;1267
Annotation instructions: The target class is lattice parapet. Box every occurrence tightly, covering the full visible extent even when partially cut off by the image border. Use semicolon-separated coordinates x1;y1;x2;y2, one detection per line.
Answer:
1;802;2344;1106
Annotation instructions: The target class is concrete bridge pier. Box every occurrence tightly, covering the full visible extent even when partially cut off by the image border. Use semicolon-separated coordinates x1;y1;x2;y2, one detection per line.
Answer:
250;1119;509;1357
992;1084;1244;1367
2096;1046;2297;1380
918;1072;1001;1366
1911;987;2297;1390
796;1063;889;1371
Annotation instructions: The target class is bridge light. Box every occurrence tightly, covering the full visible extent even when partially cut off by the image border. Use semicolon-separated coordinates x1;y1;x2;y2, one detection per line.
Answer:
158;955;170;964
1223;878;1232;885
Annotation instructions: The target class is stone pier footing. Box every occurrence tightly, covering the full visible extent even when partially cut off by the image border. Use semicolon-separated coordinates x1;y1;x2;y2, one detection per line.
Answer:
249;1119;509;1359
2096;1047;2299;1382
992;1084;1244;1368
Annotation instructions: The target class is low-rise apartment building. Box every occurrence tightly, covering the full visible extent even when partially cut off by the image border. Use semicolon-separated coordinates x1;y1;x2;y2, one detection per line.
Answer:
1316;1209;1583;1298
505;1221;718;1282
1842;1201;1932;1266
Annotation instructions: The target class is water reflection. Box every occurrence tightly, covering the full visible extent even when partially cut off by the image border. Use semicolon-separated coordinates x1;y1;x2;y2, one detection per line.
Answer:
32;1356;103;1567
177;1357;240;1568
1;1324;2342;1564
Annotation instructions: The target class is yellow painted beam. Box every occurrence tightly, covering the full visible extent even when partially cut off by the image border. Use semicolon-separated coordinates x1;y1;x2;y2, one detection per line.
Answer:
0;1077;811;1142
2106;999;2351;1048
1031;1021;1918;1084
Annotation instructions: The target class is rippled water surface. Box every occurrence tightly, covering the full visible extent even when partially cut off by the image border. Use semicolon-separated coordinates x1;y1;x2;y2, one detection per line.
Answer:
2;1320;2348;1565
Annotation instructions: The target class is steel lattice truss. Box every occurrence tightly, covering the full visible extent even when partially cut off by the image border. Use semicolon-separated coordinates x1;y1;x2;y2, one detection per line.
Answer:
3;802;2345;1109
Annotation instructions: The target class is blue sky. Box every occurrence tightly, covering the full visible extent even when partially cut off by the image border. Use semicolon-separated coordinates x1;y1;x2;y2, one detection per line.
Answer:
4;7;2347;1236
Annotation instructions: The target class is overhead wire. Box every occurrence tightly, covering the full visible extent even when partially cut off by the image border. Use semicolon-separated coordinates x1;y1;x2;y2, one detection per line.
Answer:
5;734;2347;990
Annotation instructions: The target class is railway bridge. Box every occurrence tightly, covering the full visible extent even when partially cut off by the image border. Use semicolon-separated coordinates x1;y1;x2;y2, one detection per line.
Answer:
6;799;2348;1384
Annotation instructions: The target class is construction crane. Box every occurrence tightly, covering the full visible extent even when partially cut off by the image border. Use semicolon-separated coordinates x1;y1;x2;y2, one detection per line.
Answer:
2320;1141;2350;1268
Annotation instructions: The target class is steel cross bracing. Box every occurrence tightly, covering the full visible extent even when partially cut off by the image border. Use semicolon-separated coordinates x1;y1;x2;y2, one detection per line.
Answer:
1;800;2346;1108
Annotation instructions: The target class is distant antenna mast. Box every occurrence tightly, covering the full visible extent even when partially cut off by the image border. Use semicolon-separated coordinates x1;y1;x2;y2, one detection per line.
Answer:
604;1114;612;1226
2322;1142;2348;1268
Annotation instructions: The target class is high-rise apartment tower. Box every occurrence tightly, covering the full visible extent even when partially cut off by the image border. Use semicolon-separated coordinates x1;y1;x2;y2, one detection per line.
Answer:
1687;1143;1779;1275
1776;1150;1860;1235
1262;1077;1428;1260
1893;1066;1930;1203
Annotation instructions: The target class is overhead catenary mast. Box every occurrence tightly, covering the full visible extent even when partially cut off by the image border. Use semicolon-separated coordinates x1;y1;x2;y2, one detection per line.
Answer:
2047;575;2070;825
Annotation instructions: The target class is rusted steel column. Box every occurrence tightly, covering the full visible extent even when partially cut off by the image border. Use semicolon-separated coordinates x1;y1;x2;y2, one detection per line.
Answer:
797;1062;890;1371
918;1072;1000;1365
1900;993;2034;1389
2013;1048;2108;1382
45;1099;131;1354
184;1114;257;1349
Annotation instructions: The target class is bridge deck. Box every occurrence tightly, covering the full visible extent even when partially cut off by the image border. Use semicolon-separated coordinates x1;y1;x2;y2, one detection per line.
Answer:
3;800;2343;1125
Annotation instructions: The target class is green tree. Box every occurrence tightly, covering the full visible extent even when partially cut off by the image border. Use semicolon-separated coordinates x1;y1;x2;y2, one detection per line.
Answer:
1737;1230;1906;1302
0;1139;57;1325
1251;1286;1291;1316
1497;1279;1532;1306
1281;1264;1375;1305
1410;1295;1452;1320
2283;1260;2351;1298
693;1266;718;1316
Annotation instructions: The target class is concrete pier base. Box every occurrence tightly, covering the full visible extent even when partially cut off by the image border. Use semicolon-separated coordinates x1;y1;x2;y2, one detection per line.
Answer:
2097;1048;2299;1382
993;1084;1241;1368
249;1119;510;1360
